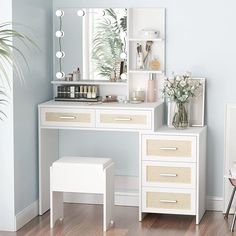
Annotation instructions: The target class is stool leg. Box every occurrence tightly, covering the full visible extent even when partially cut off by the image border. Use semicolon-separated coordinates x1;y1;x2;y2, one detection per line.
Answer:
231;206;236;232
103;163;114;231
50;167;64;228
225;187;236;219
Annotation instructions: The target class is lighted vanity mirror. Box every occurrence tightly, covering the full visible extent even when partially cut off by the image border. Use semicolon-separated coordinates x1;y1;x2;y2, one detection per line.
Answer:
54;8;127;82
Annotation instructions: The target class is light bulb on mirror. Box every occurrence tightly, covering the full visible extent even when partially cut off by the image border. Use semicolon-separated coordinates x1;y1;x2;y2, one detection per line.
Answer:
55;9;64;17
56;51;65;58
56;72;65;79
55;30;64;38
97;9;105;16
120;73;127;80
120;52;127;60
77;10;85;17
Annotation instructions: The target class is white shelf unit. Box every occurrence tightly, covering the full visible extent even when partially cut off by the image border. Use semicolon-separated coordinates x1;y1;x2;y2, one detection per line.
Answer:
127;8;166;101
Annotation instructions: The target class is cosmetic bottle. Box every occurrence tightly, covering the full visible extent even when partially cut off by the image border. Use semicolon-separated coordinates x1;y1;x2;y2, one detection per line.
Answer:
57;86;62;98
66;86;70;98
83;86;87;98
91;86;97;98
147;73;156;102
75;86;79;98
149;55;160;70
77;67;81;80
87;86;92;99
79;85;83;98
70;86;75;98
72;71;77;81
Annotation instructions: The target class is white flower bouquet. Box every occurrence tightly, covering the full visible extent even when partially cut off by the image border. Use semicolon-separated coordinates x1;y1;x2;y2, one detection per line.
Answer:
162;72;202;129
162;72;201;103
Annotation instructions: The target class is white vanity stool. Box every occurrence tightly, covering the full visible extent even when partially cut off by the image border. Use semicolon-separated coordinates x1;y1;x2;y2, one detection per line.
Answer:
50;156;114;231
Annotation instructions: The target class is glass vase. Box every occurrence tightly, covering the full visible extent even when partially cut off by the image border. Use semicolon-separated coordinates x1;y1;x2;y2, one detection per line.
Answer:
172;102;189;129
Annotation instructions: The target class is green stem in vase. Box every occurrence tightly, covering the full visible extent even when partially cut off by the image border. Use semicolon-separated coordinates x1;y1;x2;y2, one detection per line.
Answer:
172;102;189;129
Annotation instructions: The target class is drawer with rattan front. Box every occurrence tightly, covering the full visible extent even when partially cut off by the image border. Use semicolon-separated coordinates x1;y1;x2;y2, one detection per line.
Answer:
41;108;95;128
96;109;152;130
142;161;196;188
142;187;195;214
142;135;196;162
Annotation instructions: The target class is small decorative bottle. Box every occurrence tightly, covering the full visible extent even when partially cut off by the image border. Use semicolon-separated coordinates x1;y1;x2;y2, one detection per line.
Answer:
147;73;156;102
91;86;97;98
83;86;87;98
149;55;161;70
87;86;92;99
77;67;81;80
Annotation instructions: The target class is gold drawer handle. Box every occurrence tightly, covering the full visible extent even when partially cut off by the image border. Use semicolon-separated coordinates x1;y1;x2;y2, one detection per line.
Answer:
59;116;77;120
160;147;178;151
159;173;177;177
160;199;177;203
114;117;132;121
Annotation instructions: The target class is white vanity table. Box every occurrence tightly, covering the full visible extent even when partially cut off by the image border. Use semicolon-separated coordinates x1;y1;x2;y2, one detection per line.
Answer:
38;100;206;224
38;100;164;215
38;6;207;225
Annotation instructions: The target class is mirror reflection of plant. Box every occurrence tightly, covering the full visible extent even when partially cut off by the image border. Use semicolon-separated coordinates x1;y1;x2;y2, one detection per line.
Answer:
92;8;127;79
0;22;36;120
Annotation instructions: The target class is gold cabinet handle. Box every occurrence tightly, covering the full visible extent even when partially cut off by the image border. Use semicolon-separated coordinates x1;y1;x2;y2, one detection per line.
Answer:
59;116;77;119
114;117;132;121
159;173;177;177
160;200;177;203
160;147;178;151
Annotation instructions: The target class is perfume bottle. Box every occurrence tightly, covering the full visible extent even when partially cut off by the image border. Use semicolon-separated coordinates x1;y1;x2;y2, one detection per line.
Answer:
149;55;161;70
147;73;156;102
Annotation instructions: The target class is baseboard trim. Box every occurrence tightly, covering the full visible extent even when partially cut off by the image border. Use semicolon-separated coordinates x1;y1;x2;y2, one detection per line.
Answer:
206;196;223;211
13;195;222;231
15;200;38;231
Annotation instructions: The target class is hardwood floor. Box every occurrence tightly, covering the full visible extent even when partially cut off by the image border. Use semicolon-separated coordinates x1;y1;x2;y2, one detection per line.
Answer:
0;203;235;236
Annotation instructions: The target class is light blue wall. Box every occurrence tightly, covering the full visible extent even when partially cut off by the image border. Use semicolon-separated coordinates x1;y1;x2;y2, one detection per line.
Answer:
53;0;236;198
13;0;53;213
59;130;139;176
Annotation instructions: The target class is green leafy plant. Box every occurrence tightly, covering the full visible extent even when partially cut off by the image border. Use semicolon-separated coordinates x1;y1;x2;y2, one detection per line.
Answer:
92;8;127;79
0;22;34;119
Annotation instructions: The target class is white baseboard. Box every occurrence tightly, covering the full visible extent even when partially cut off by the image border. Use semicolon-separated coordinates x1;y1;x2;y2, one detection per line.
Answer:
206;196;223;211
15;200;38;231
13;195;222;231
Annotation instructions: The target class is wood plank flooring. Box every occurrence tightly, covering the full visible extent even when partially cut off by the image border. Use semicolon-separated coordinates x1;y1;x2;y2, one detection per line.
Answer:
0;203;235;236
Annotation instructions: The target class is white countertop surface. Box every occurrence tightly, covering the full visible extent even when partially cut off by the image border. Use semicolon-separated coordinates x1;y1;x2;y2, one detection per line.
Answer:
38;99;163;110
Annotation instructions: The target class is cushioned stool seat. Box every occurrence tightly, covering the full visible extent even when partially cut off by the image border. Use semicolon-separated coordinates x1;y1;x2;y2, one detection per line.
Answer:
50;156;114;231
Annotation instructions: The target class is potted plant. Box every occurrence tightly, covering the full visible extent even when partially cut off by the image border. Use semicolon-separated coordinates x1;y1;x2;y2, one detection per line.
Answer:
162;72;202;129
0;22;34;119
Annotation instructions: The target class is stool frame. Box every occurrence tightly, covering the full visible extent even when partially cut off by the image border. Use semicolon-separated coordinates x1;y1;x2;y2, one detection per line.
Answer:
50;160;114;231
